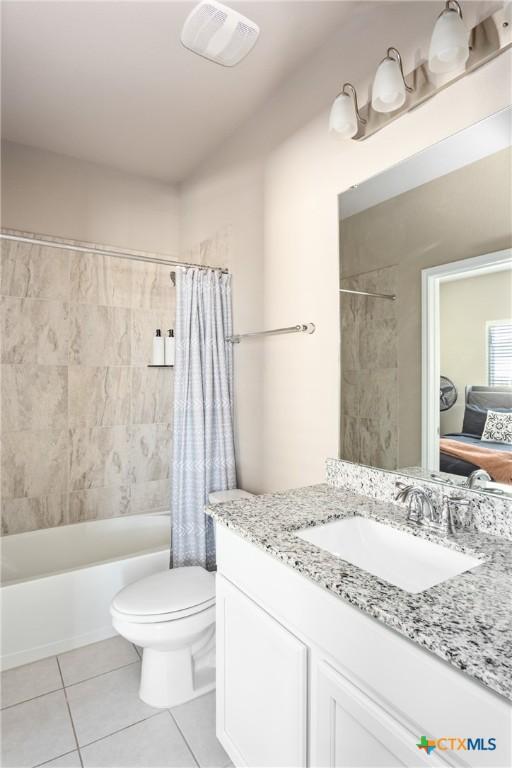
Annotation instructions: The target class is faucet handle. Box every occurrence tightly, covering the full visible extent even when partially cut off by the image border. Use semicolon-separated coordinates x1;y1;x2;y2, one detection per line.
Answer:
394;480;412;501
442;494;474;534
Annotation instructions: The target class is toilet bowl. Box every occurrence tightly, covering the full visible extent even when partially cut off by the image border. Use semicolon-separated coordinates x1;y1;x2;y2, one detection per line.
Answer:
111;566;216;708
111;489;253;708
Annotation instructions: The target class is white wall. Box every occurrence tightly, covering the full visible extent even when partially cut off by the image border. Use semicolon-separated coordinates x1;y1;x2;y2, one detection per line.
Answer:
182;2;512;492
180;161;265;492
1;141;180;254
440;270;512;435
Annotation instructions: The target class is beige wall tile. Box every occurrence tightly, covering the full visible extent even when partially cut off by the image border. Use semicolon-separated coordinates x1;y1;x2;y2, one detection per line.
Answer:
131;309;172;365
340;416;359;464
130;479;170;514
131;262;176;312
69;366;131;427
70;253;132;308
70;305;130;366
1;364;67;432
1;240;70;301
0;233;176;534
340;279;359;372
359;417;397;471
131;367;172;424
69;486;131;522
1;297;69;364
340;369;359;418
1;429;68;499
357;268;398;372
1;494;69;535
129;424;172;484
69;426;131;491
358;368;398;423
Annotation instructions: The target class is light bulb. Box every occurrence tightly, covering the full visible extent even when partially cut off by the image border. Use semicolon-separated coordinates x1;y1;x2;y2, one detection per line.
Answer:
329;92;358;139
429;4;469;74
372;56;406;113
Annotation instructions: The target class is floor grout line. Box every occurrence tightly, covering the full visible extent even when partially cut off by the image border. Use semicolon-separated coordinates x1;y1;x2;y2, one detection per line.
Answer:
167;709;200;768
1;685;64;711
33;748;81;768
56;656;84;768
1;657;141;711
132;643;142;659
78;710;163;750
62;659;141;690
3;639;226;768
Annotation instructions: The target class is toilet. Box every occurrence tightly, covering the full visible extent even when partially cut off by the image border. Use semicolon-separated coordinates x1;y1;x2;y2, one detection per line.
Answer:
110;489;253;708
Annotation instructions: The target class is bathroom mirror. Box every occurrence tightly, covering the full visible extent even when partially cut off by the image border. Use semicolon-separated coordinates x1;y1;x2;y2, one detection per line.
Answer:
338;106;512;497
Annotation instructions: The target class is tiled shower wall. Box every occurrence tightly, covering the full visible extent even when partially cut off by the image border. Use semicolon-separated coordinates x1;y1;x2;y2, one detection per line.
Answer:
0;231;178;535
340;265;398;470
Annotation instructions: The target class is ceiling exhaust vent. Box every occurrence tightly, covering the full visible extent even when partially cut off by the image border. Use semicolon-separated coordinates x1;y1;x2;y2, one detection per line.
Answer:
180;1;260;67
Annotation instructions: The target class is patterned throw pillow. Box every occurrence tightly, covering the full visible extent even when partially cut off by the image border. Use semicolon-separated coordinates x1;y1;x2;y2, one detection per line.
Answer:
481;410;512;445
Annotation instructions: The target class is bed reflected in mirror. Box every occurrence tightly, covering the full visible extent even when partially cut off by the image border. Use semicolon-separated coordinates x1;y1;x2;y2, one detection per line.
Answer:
422;252;512;495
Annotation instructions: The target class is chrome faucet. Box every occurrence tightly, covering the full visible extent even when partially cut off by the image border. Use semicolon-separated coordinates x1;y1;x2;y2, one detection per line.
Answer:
464;469;491;488
394;482;473;535
394;483;435;525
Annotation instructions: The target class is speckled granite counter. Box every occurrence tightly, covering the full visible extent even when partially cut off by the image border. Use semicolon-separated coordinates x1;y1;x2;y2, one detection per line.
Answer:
207;483;512;701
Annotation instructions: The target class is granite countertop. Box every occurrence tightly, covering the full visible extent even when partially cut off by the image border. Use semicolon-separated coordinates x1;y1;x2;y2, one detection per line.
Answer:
206;483;512;701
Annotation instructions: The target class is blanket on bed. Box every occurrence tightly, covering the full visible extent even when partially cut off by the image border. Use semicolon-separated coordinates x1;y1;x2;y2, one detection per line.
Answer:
439;438;512;484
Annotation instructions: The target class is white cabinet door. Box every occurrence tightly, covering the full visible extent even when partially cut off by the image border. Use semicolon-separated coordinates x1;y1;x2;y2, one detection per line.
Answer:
216;574;308;768
311;660;451;768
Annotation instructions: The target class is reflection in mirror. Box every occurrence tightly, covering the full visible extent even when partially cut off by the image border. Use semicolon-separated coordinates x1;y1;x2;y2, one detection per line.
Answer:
338;106;512;497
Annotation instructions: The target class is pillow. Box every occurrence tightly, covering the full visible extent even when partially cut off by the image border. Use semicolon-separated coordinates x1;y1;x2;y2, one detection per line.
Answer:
462;405;510;437
481;410;512;445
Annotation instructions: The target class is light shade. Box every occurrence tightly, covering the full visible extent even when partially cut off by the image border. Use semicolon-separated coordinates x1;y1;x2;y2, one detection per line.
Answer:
371;57;406;113
329;92;358;138
429;8;469;74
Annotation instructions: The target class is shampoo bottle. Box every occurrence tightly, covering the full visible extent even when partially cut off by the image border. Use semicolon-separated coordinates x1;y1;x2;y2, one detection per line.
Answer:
152;329;165;365
165;329;175;366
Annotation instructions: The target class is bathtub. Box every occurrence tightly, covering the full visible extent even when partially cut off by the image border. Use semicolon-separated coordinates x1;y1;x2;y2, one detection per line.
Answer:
0;513;171;670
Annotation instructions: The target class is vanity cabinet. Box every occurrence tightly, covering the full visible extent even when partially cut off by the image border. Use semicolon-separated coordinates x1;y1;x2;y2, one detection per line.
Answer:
216;575;308;767
215;524;511;768
311;659;446;768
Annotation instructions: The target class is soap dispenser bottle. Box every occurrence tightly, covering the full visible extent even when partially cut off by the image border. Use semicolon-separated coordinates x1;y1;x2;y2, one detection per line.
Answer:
152;329;164;365
165;329;175;366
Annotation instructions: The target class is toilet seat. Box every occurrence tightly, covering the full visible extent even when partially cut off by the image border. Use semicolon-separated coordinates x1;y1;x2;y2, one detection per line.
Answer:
111;566;215;624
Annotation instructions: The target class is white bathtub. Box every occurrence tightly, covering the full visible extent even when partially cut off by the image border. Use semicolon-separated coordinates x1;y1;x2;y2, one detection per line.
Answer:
0;513;171;670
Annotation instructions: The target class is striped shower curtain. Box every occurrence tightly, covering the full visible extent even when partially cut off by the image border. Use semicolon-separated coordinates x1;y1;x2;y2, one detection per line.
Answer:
171;267;236;570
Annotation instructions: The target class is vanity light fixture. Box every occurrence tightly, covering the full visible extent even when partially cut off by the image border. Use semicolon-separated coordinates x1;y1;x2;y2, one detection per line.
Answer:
428;0;469;74
371;47;413;114
329;83;366;139
328;2;511;141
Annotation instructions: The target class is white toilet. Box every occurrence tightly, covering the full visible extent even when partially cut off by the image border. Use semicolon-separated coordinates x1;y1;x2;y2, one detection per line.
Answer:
110;489;253;709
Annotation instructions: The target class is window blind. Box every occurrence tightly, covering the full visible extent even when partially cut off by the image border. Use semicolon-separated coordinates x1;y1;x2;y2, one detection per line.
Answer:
488;322;512;386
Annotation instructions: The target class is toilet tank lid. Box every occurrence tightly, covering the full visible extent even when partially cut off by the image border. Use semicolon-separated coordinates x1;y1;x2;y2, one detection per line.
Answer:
208;489;254;505
111;566;215;617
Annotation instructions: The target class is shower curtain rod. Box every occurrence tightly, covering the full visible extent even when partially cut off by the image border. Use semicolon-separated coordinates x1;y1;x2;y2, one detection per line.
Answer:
339;287;396;301
226;323;315;344
0;234;229;274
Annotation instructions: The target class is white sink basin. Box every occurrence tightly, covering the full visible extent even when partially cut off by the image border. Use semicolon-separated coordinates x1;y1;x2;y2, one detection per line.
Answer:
296;516;483;594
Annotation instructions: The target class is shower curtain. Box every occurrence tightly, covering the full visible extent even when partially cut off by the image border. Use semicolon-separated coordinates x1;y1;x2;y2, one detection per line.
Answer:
171;267;236;570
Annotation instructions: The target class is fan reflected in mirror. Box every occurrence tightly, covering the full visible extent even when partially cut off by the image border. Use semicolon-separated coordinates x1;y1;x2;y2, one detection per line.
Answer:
440;376;458;412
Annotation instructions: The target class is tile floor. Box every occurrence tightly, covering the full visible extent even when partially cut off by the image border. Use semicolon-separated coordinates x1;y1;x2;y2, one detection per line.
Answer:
1;636;232;768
